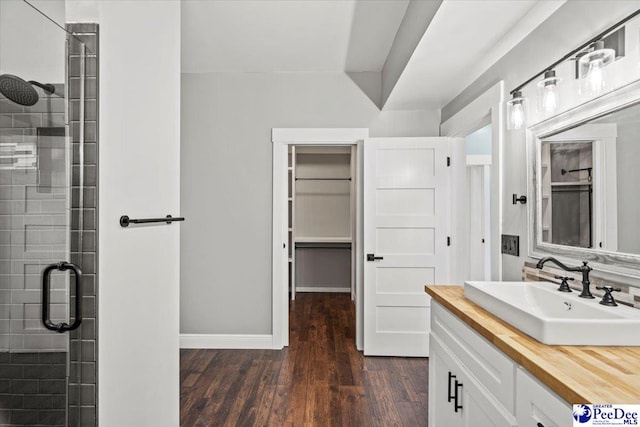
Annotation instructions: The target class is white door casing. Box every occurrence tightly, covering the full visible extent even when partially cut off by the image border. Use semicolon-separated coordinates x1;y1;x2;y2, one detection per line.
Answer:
271;128;368;350
363;137;455;357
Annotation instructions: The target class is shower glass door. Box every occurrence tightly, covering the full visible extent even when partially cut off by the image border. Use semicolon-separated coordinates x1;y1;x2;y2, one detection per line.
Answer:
0;1;85;425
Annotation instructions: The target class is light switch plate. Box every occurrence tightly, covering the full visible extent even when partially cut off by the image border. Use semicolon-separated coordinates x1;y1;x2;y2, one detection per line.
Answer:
501;234;520;256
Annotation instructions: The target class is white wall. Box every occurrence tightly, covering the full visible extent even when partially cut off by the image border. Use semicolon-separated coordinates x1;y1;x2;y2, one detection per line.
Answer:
441;1;640;280
180;71;439;336
0;0;66;83
68;1;181;425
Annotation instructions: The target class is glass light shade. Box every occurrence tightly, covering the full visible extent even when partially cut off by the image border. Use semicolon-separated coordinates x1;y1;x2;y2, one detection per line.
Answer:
536;71;562;115
578;41;615;97
506;92;528;130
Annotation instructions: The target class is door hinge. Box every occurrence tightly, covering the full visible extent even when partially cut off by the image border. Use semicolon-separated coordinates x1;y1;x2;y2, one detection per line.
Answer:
447;236;451;246
446;156;451;167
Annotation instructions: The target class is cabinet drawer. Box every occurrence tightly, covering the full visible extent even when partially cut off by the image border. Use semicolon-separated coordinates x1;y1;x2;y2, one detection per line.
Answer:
431;302;516;412
516;367;571;427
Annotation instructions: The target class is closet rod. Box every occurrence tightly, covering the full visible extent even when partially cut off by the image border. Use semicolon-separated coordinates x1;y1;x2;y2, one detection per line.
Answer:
295;177;351;181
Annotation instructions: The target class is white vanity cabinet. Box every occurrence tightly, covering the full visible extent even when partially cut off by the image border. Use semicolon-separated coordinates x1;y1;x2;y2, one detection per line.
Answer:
429;301;572;427
430;336;517;427
516;367;572;427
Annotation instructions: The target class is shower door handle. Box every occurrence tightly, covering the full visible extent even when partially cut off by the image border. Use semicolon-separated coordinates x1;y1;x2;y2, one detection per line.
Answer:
42;262;83;333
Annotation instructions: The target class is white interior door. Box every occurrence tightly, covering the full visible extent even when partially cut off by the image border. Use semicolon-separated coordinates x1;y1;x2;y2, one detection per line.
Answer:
363;137;452;357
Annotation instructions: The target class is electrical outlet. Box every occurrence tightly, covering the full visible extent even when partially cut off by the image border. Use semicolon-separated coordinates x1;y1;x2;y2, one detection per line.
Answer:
501;234;520;256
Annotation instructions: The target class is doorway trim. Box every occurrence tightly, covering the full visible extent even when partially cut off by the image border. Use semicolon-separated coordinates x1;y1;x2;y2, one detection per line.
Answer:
271;128;369;349
440;81;505;281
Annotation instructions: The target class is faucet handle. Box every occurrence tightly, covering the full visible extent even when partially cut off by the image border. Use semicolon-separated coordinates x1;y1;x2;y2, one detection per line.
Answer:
595;286;621;307
554;275;574;292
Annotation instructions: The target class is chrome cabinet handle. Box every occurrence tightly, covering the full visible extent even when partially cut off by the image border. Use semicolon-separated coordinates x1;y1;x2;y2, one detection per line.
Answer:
42;262;83;333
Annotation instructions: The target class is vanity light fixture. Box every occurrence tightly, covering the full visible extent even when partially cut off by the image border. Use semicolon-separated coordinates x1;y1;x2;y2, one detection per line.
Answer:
506;9;638;131
578;40;615;96
537;69;561;115
506;90;528;130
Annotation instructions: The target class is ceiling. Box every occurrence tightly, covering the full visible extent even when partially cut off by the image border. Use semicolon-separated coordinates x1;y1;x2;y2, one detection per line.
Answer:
181;0;565;110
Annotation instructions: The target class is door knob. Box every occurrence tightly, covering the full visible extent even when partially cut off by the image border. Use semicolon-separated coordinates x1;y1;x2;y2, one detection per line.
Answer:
367;253;384;261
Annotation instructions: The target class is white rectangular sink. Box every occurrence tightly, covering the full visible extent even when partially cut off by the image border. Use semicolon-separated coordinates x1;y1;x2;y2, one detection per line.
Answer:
464;281;640;346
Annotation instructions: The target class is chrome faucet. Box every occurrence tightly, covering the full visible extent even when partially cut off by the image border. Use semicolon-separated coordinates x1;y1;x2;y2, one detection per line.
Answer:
535;257;594;299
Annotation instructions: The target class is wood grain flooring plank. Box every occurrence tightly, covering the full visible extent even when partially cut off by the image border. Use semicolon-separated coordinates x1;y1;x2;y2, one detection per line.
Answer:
266;384;290;425
310;381;330;424
396;401;428;427
364;370;404;427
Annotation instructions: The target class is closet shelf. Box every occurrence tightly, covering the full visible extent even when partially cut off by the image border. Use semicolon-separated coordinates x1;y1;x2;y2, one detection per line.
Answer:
295;237;352;243
295;177;351;181
551;181;592;186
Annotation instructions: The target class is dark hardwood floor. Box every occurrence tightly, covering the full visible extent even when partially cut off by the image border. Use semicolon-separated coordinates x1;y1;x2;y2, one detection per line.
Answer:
180;293;429;426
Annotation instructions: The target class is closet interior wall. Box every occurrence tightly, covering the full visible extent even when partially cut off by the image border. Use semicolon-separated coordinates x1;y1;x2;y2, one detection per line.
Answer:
288;146;354;297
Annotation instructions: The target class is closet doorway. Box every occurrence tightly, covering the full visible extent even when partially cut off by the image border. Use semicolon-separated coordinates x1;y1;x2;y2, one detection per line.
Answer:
271;129;367;349
289;146;356;298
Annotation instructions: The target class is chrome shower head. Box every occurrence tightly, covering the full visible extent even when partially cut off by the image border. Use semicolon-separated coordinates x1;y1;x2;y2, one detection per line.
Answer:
0;74;56;107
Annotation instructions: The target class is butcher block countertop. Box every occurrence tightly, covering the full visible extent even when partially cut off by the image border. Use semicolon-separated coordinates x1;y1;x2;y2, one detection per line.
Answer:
425;285;640;404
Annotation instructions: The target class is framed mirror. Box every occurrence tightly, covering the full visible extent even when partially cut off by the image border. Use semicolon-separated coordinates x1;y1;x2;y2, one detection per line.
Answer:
528;79;640;272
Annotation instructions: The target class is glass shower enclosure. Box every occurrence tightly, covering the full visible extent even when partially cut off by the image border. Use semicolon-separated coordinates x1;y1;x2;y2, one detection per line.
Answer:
0;1;92;425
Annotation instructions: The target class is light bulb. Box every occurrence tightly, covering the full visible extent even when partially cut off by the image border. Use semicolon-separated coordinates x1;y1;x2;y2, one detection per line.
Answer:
578;41;615;97
542;85;558;114
586;60;605;95
506;90;527;130
536;69;561;115
511;102;524;129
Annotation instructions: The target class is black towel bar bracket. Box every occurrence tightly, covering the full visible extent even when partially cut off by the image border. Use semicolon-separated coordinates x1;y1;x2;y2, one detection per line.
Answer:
120;215;185;227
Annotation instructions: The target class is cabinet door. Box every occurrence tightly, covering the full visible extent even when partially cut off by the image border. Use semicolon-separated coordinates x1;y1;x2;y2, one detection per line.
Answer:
431;335;517;427
516;367;571;427
432;303;516;412
460;374;517;427
429;335;463;427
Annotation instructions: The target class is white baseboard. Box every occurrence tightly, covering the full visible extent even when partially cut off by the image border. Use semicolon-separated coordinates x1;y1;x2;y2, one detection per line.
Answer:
296;287;351;293
180;334;274;349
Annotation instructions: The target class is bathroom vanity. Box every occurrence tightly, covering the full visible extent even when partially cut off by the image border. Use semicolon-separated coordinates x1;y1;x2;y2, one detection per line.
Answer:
425;285;640;427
